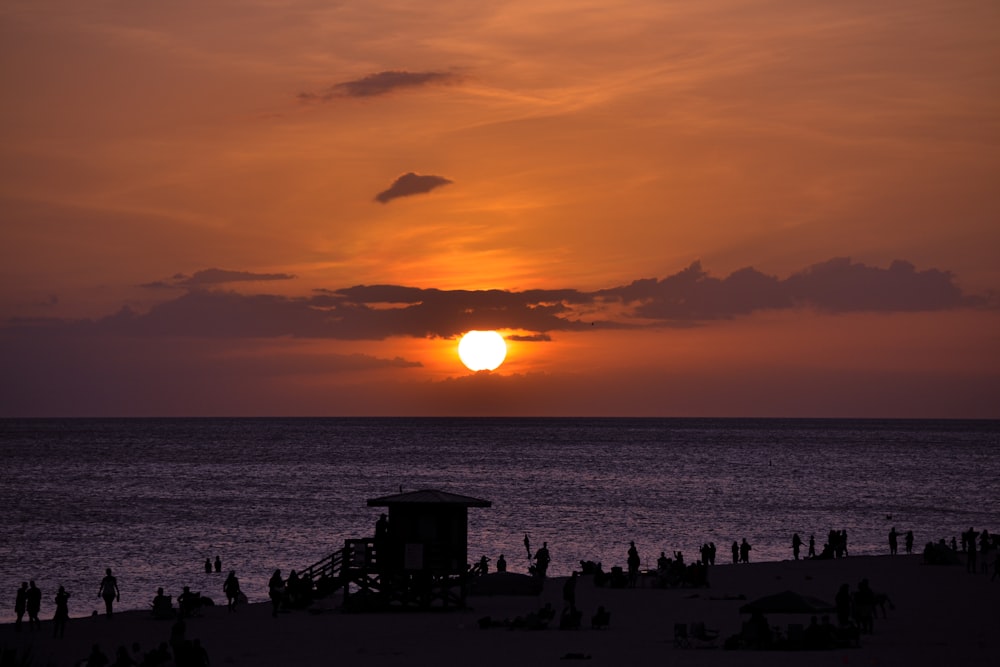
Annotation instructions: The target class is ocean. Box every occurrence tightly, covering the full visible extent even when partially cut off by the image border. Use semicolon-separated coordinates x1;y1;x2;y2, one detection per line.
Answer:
1;417;997;622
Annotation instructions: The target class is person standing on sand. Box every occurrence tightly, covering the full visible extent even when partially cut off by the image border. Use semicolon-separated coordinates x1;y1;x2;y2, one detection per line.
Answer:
14;581;27;631
52;586;70;638
26;580;41;630
889;527;899;555
214;555;222;573
627;541;641;588
97;568;120;618
268;569;284;617
496;554;507;573
731;541;739;564
809;534;816;558
792;533;803;560
740;538;751;564
223;570;240;612
534;542;551;578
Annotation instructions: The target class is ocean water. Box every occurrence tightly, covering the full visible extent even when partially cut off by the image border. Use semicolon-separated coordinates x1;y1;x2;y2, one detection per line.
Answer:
1;417;997;622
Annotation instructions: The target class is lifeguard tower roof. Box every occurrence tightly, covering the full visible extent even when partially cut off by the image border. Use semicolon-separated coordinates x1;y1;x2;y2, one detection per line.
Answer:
366;489;492;507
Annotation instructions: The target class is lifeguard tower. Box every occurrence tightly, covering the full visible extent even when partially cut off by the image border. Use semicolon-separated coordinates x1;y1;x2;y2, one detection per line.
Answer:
299;489;491;610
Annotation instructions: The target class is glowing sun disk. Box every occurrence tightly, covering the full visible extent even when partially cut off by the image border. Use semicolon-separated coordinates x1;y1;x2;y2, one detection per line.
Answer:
457;330;507;371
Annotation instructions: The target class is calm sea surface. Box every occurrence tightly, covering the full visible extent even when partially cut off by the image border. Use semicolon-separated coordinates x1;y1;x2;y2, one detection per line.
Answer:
1;418;998;621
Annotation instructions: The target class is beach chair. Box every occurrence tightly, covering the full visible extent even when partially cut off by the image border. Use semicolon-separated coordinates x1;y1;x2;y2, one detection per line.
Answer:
689;621;719;647
673;622;691;648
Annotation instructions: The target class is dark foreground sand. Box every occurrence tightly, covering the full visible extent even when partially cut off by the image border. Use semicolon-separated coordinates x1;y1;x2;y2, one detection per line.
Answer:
2;554;997;666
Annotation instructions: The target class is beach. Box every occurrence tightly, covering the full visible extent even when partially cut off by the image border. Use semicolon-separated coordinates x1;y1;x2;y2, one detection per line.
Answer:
3;553;997;666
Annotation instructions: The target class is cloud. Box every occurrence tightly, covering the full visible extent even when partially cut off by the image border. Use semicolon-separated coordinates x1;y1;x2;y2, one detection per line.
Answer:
299;70;456;102
2;258;986;345
140;268;296;289
374;172;453;204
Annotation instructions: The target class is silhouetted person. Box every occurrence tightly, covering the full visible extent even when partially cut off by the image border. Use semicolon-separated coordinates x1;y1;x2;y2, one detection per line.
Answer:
835;583;851;627
223;570;240;612
152;587;173;619
731;541;739;565
214;556;222;573
657;551;670;572
26;580;41;630
740;538;751;564
627;541;641;587
524;533;531;559
268;569;283;617
178;586;198;618
562;571;578;612
905;530;914;555
496;554;507;573
708;542;716;565
478;555;490;575
854;578;875;634
98;568;120;619
53;586;70;638
808;534;816;558
85;643;109;667
842;530;849;556
204;558;212;574
534;542;551;578
792;533;803;560
965;527;979;573
14;581;27;631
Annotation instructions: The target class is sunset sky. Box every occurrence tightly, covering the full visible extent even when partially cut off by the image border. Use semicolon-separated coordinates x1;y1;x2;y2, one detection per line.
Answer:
2;0;998;417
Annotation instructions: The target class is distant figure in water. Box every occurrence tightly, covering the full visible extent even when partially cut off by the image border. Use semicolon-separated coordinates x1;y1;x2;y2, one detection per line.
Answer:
52;586;70;638
204;558;212;574
792;533;803;560
496;554;507;573
214;555;222;573
524;533;531;559
98;568;120;619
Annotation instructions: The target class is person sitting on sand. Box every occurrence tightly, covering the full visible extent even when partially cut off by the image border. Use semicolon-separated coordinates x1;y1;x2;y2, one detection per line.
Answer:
152;587;173;619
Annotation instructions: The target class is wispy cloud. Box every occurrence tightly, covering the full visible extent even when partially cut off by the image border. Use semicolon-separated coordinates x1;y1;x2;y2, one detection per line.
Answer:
140;268;296;289
299;70;457;102
374;172;453;204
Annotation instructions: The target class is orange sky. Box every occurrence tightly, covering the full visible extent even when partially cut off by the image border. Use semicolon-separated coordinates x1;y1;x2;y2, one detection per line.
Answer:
1;0;998;417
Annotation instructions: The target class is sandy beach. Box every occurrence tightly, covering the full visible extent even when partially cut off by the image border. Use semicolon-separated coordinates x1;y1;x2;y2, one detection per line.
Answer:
2;553;997;666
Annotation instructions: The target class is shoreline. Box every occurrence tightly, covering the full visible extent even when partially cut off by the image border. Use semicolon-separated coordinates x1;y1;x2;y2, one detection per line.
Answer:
2;554;997;666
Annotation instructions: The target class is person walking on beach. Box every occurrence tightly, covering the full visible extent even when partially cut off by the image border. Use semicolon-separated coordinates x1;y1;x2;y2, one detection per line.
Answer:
14;581;27;631
534;542;551;578
26;580;41;630
268;569;284;617
223;570;240;612
792;533;803;560
627;541;641;588
52;586;70;638
97;568;120;618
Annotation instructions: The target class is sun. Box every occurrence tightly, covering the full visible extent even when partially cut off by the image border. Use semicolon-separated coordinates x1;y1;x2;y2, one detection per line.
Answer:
457;330;507;371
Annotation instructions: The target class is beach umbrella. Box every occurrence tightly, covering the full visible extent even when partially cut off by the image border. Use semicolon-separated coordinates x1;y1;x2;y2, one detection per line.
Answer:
739;590;835;615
